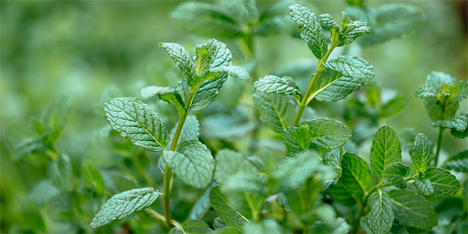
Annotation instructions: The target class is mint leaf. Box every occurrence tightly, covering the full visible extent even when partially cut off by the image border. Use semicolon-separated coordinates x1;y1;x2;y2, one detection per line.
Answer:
323;56;375;86
359;4;425;46
140;86;185;112
90;188;159;228
319;13;339;29
323;153;342;177
382;162;410;189
370;125;402;178
215;149;258;186
424;168;460;198
219;0;259;25
411;133;433;175
387;190;437;229
209;186;249;227
242;219;282;234
42;96;71;144
254;0;297;36
366;190;394;234
328;180;356;206
409;177;434;197
254;75;302;98
163;140;214;189
378;96;406;118
284;118;352;153
159;43;197;85
105;97;169;152
315;77;361;102
289;4;328;59
170;2;244;38
23;200;46;233
189;186;212;220
253;91;296;133
337;12;370;46
10;138;47;161
339;152;373;201
442;149;468;173
433;113;468;132
49;154;72;191
82;161;106;194
182;219;212;233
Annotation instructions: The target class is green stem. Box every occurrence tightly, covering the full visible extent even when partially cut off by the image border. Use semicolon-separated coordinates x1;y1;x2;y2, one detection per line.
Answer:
244;192;258;222
434;127;444;167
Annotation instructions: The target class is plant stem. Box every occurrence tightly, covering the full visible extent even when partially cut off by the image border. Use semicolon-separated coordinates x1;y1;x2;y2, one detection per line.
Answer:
244;192;258;222
434;127;444;167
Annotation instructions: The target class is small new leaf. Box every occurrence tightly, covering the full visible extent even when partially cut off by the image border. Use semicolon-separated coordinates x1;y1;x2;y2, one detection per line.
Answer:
410;133;433;175
289;4;328;59
163;140;214;189
140;86;185;112
382;162;410;189
209;186;249;227
105;97;169;152
337;12;371;46
90;188;159;228
366;190;394;234
409;177;434;197
370;125;402;178
319;14;339;29
159;43;197;85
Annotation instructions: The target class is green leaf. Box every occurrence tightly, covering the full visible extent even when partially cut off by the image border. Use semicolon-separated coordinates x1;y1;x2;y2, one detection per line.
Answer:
340;152;373;200
424;168;460;198
209;186;249;227
327;180;356;206
359;4;425;46
433;113;468;132
387;190;437;229
409;177;434;197
23;200;46;233
159;42;197;85
140;86;185;112
370;125;402;178
337;12;371;46
182;219;212;233
170;2;244;38
254;75;302;98
284;118;352;153
168;115;199;149
10;138;47;161
163;140;214;189
82;161;106;194
319;13;339;29
253;91;296;133
105;97;169;152
382;162;410;189
289;4;328;59
273;150;333;190
215;149;258;186
219;0;259;25
242;219;282;234
49;154;72;190
323;153;342;177
28;180;61;207
314;77;361;102
442;149;468;173
366;190;394;234
410;133;433;175
189;185;212;220
378;96;406;118
323;56;375;86
90;188;159;228
254;0;297;36
42;96;71;144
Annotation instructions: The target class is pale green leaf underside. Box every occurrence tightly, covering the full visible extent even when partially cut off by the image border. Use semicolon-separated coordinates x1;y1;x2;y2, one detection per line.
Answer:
340;152;373;200
209;186;249;227
105;97;169;152
366;190;394;234
289;4;328;59
388;189;437;230
284;118;352;153
163;140;214;189
90;188;159;228
370;125;402;178
411;133;433;175
323;56;375;86
253;91;296;133
442;149;468;173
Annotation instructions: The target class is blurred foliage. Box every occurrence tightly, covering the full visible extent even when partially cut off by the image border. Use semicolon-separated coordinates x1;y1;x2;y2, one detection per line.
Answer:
1;0;467;233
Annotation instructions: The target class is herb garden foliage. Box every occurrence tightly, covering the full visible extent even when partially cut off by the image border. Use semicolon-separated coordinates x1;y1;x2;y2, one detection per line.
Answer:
5;0;467;234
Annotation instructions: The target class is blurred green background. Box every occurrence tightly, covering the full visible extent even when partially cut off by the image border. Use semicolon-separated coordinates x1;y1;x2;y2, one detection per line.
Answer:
1;0;467;232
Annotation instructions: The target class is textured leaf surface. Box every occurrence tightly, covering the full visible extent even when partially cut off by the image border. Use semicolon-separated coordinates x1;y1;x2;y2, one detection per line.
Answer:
411;133;433;175
253;91;296;133
433;113;468;132
382;162;409;189
340;153;373;200
314;77;361;102
159;43;197;85
105;97;169;152
289;4;327;59
319;13;338;29
170;2;244;38
209;186;248;227
254;75;301;97
409;177;434;197
140;86;185;112
163;140;214;189
442;149;468;173
323;56;375;86
338;12;371;46
370;125;402;178
424;168;460;198
284;118;351;153
388;190;437;229
90;188;159;228
366;190;394;234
